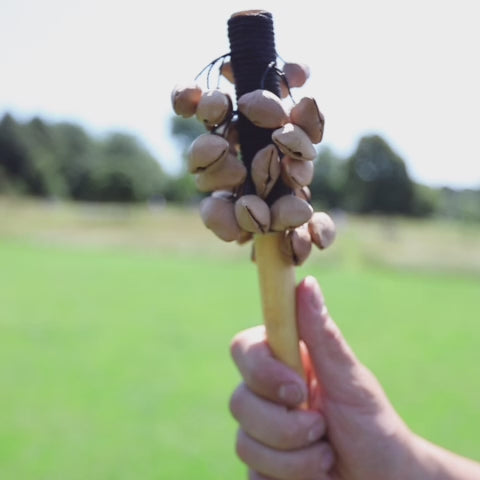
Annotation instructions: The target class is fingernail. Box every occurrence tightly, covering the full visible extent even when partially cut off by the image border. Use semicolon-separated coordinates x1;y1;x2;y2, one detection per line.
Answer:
307;421;324;443
278;383;304;404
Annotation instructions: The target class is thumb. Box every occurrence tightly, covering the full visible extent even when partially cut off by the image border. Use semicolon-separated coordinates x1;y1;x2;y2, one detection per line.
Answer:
296;276;377;406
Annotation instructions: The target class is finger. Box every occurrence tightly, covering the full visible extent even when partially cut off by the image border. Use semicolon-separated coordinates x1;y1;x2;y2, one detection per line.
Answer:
231;326;307;407
296;276;380;406
236;429;335;480
230;383;326;450
249;470;276;480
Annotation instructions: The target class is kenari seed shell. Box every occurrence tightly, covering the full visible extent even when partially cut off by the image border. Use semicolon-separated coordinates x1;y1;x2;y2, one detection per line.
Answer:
290;97;325;144
200;194;243;242
280;223;312;266
188;134;229;173
238;89;289;129
195;152;247;192
237;231;253;245
226;120;240;154
220;61;235;84
282;62;310;88
196;89;232;129
270;195;313;231
279;81;290;99
272;123;317;161
171;83;203;118
251;144;281;198
281;156;314;189
308;212;336;249
295;186;312;202
234;195;271;234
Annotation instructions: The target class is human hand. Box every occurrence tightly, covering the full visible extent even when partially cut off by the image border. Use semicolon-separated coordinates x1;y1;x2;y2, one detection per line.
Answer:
230;276;419;480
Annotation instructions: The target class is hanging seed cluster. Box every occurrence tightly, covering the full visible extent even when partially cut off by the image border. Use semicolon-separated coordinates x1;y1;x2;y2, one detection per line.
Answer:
171;61;336;266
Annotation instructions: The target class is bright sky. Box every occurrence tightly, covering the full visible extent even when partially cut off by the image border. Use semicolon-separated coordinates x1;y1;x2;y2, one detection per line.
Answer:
1;0;479;188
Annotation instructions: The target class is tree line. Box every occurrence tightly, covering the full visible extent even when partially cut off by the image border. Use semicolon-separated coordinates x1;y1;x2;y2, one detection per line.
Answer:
0;113;167;202
1;112;479;220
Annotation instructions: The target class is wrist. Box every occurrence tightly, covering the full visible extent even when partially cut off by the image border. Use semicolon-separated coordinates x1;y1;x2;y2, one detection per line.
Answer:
407;432;480;480
404;433;439;479
387;427;429;480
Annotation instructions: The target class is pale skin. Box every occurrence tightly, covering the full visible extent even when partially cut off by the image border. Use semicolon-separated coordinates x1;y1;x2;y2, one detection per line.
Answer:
230;276;480;480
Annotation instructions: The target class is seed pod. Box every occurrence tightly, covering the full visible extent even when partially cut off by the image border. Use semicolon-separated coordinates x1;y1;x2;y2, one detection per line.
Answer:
281;156;314;189
171;83;203;118
290;97;325;144
196;89;232;129
270;195;313;231
200;194;243;242
308;212;336;249
272;123;316;161
238;89;289;129
195;152;247;192
251;144;281;198
280;224;312;266
295;186;312;202
226;120;240;154
188;133;229;174
220;61;235;84
279;81;290;99
211;190;234;200
237;231;253;245
234;195;271;234
282;62;310;88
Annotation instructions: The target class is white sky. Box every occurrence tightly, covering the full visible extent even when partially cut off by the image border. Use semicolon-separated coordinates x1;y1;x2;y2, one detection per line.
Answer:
1;0;479;188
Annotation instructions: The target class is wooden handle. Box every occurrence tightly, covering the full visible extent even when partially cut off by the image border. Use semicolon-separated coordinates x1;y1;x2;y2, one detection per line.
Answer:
255;233;305;379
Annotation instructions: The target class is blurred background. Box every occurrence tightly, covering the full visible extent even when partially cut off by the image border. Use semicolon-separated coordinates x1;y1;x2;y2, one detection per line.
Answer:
1;0;479;478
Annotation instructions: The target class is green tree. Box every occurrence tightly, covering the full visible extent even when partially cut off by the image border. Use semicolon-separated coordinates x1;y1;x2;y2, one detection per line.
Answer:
167;116;205;203
310;146;346;209
92;133;168;202
170;116;205;152
0;113;170;202
0;113;31;193
411;183;438;217
163;173;198;204
24;117;70;197
436;187;480;221
342;135;415;214
50;122;96;199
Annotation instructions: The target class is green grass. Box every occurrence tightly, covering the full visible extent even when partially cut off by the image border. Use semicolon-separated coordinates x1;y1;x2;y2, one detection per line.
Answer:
1;200;480;478
0;241;249;479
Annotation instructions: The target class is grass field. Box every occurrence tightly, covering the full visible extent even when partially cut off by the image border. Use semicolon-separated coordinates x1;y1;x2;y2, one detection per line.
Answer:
1;198;480;478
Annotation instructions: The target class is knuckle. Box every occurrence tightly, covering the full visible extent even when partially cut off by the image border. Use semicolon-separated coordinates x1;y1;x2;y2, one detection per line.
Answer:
241;346;273;386
246;359;266;385
229;331;244;361
230;326;265;361
235;430;251;465
282;455;308;478
249;471;271;480
276;418;305;450
276;417;299;446
304;451;323;476
303;442;333;476
229;384;246;420
246;364;280;400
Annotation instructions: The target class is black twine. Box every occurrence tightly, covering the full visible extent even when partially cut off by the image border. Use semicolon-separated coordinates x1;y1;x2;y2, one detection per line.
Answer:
228;11;291;202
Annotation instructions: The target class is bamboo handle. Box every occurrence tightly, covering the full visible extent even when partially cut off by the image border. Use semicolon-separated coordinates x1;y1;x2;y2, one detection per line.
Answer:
255;233;305;379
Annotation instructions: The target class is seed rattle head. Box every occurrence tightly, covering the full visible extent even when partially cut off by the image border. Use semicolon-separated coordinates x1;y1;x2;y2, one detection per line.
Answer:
170;11;336;265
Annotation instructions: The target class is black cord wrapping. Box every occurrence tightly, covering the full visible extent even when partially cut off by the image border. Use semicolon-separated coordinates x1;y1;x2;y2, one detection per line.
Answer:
228;11;291;203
